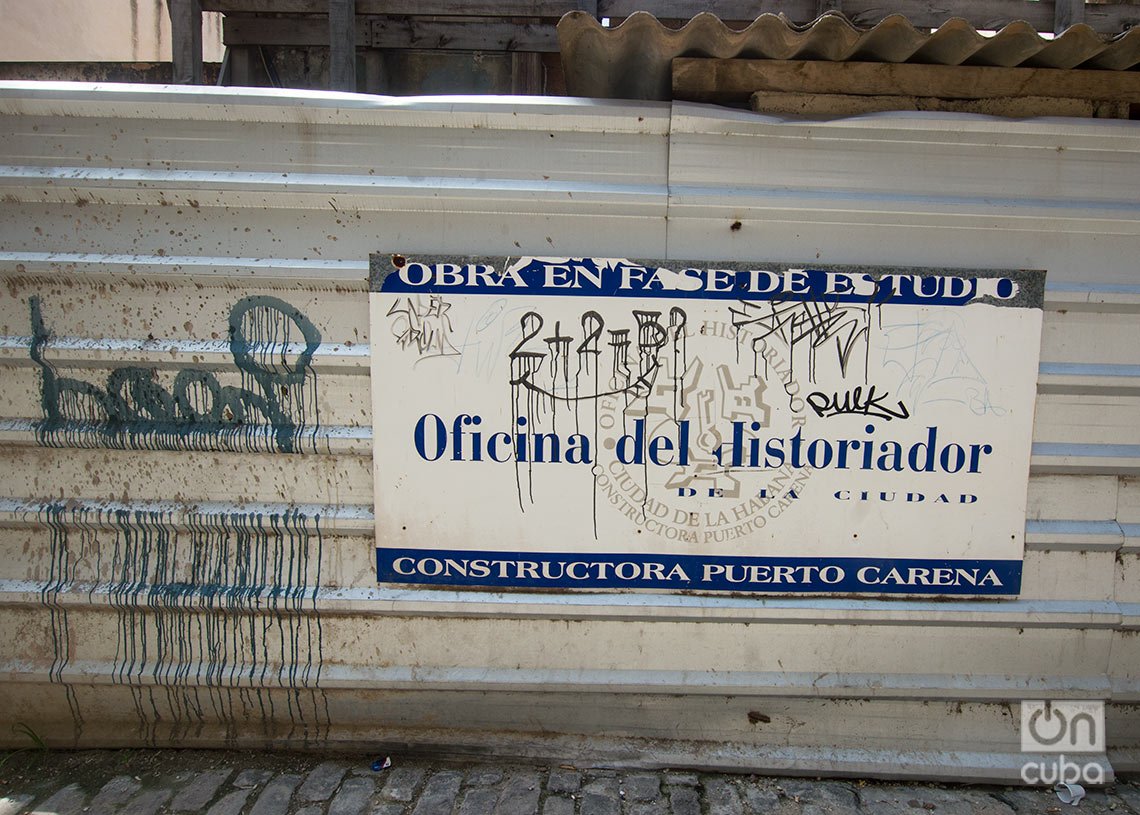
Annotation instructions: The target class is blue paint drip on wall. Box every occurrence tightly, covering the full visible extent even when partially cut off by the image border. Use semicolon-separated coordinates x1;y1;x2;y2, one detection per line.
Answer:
42;505;85;740
30;294;332;741
29;296;323;454
39;505;328;745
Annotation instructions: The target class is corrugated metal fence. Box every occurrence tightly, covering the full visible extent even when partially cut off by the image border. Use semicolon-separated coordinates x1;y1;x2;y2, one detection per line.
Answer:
0;82;1137;781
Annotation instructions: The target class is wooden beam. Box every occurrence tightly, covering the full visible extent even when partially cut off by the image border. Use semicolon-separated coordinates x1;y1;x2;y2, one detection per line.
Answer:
749;90;1130;119
1085;3;1140;33
329;0;357;91
673;58;1140;104
202;0;1140;35
598;0;814;22
370;18;558;51
598;0;1137;34
600;0;1056;27
361;49;386;93
168;0;204;84
1054;0;1085;32
842;0;1052;31
204;0;594;15
204;0;1140;35
512;52;545;93
227;45;258;86
225;15;558;52
224;16;364;47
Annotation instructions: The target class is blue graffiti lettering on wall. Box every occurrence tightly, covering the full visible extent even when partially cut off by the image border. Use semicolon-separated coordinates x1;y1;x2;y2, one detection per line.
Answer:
29;296;323;453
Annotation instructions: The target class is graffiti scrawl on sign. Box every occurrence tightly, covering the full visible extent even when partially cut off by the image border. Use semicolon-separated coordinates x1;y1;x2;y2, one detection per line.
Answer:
370;256;1045;597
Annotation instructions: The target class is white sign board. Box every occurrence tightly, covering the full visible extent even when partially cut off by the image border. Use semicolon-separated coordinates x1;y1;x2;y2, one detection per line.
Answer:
370;257;1045;597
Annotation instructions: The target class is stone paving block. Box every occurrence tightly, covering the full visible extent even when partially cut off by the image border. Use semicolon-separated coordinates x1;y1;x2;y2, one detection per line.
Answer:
0;794;33;815
623;774;661;802
706;778;744;815
1107;793;1134;815
581;775;621;815
235;769;276;789
411;771;463;815
547;770;581;795
329;777;378;815
459;787;500;815
31;783;86;815
627;802;670;815
859;787;1015;815
1117;784;1140;815
121;788;173;815
990;788;1055;813
494;771;542;815
383;768;427;802
172;770;232;812
14;750;1138;815
784;781;858;811
249;773;303;815
942;789;1016;815
87;775;142;815
467;768;505;787
740;781;780;813
1077;790;1123;815
207;788;254;815
581;791;621;815
542;795;575;815
299;762;350;802
669;785;701;815
806;802;849;815
583;777;621;799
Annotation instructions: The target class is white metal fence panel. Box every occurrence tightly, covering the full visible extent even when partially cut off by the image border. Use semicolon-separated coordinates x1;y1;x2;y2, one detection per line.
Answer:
0;82;1136;781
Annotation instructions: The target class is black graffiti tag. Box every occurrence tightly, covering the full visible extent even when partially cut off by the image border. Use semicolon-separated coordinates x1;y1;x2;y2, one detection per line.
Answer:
806;385;911;422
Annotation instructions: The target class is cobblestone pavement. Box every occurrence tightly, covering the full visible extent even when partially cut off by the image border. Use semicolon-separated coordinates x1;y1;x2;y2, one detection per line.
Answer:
1;751;1138;815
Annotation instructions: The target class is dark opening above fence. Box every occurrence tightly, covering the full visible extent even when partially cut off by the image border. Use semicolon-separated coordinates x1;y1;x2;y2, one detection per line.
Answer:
169;0;1140;95
199;0;1140;33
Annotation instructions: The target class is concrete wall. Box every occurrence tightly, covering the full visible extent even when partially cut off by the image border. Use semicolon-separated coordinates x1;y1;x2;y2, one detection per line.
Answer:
0;1;223;62
0;82;1137;781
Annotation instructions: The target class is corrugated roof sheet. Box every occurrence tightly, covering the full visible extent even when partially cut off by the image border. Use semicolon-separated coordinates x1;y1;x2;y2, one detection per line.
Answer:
558;11;1140;100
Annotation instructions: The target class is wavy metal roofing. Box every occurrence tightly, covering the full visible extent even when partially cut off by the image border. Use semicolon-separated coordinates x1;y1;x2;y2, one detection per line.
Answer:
558;10;1140;100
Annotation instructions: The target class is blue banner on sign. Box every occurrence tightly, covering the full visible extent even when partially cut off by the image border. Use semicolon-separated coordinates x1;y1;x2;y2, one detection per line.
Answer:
376;549;1022;596
376;259;1029;307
